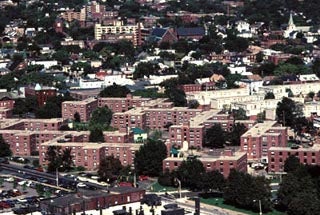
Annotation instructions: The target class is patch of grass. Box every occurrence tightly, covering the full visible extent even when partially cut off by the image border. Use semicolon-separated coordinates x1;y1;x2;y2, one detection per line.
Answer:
200;198;285;215
149;182;177;192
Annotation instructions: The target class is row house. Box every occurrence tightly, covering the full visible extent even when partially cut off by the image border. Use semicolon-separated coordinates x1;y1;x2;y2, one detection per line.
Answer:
163;149;247;178
186;87;249;106
98;94;151;113
268;145;320;173
62;97;98;122
240;121;288;162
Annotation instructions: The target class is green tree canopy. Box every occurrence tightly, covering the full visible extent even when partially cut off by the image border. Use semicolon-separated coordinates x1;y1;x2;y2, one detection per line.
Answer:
134;139;167;176
205;124;226;148
89;106;113;130
276;97;304;128
284;155;301;173
0;135;12;157
99;83;130;98
89;127;105;143
133;62;160;79
98;155;123;182
227;123;247;146
175;158;205;190
224;170;272;212
264;92;275;100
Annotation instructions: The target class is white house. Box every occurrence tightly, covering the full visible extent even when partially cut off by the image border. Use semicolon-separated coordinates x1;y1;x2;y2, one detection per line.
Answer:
30;60;58;69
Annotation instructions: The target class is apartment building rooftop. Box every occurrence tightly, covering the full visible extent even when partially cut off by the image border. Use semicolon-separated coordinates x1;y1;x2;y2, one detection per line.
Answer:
189;109;220;126
63;97;97;104
42;140;142;149
165;148;246;162
270;144;320;152
242;121;278;137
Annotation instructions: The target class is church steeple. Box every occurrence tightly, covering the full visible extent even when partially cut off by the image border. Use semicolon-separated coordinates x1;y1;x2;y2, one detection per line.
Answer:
288;11;295;27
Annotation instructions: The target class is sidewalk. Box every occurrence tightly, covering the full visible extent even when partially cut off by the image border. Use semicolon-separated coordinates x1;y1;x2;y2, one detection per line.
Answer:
181;199;249;215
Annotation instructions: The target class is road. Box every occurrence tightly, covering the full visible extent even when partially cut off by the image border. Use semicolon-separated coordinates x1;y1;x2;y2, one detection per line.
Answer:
0;163;107;191
160;195;248;215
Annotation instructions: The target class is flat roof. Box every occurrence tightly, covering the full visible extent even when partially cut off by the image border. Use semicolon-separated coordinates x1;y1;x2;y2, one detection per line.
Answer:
269;144;320;152
63;97;97;104
164;149;246;162
242;121;279;137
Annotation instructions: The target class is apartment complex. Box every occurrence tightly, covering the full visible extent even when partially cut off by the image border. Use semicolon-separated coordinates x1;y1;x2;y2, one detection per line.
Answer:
39;140;142;170
98;94;151;113
94;21;144;46
268;145;320;173
240;121;288;162
163;149;247;178
62;97;98;122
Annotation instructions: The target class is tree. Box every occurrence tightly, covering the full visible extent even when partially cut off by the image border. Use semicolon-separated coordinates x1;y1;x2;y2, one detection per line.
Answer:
224;170;272;212
89;127;105;143
45;146;62;173
312;58;320;78
134;139;167;176
98;156;123;182
35;184;44;196
175;158;205;190
308;91;315;100
264;92;275;99
284;155;301;173
61;148;73;172
74;112;81;123
133;62;160;79
199;170;225;192
227;123;247;146
188;100;200;109
205;124;226;148
224;37;249;52
99;83;130;98
276;97;304;128
89;107;113;130
233;108;248;120
287;191;320;215
0;134;12;157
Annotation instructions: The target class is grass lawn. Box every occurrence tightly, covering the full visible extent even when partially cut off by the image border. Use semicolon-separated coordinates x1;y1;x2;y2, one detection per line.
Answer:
200;198;285;215
148;182;177;192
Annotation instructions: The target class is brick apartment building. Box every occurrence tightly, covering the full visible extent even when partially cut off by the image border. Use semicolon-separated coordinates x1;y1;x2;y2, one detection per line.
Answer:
168;109;256;149
62;97;98;122
39;140;142;170
240;121;288;162
25;84;57;107
268;145;320;173
112;108;146;132
163;149;247;178
98;94;151;113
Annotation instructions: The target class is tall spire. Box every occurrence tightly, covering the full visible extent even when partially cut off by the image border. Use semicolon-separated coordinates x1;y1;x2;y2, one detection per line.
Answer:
288;11;294;27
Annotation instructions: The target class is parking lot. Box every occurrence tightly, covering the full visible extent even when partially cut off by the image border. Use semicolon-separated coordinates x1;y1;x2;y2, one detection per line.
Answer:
0;175;63;214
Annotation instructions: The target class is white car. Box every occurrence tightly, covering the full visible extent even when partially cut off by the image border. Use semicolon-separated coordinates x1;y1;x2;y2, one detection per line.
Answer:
18;180;27;186
77;183;87;188
4;177;14;182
